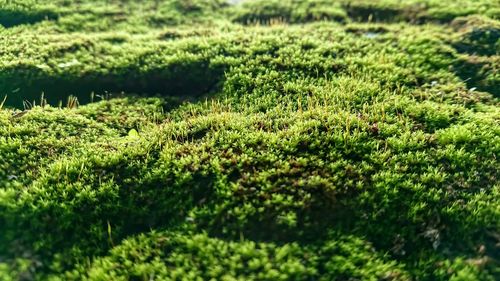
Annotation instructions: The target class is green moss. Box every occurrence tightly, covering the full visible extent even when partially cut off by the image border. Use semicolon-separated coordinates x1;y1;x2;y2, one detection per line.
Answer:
230;0;499;25
0;0;499;280
78;231;408;281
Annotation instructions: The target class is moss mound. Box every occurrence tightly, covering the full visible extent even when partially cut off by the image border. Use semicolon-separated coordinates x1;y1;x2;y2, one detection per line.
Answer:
0;1;499;280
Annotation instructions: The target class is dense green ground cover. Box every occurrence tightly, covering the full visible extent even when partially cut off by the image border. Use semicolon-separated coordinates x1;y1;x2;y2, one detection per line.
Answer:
0;0;499;280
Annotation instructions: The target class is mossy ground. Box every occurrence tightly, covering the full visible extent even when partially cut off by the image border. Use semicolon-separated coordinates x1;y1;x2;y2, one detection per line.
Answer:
0;0;499;280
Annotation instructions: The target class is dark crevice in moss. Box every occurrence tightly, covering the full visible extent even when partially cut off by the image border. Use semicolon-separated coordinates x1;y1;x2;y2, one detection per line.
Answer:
344;4;409;23
1;61;226;108
453;57;499;97
452;28;500;56
0;9;58;28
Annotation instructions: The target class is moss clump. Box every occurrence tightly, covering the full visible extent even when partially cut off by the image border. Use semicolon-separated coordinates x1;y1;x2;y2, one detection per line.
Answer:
230;0;499;25
80;231;409;281
451;16;500;56
0;0;499;280
231;0;348;24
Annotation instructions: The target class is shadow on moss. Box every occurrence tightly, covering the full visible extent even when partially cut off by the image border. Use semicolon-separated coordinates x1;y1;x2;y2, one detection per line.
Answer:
1;60;225;108
0;9;58;28
453;56;499;97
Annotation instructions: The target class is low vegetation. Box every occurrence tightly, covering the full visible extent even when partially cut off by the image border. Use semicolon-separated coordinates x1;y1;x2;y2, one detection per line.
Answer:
0;0;498;280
